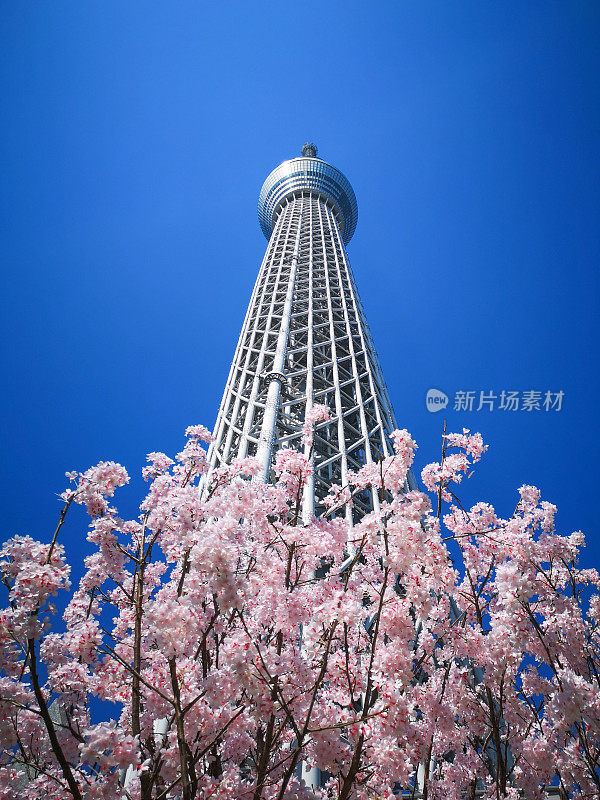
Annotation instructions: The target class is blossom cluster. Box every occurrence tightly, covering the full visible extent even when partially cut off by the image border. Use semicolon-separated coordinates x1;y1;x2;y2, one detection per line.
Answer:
0;421;597;800
421;427;487;501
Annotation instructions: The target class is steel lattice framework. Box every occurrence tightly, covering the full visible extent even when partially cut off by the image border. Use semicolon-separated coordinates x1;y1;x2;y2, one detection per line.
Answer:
206;145;415;521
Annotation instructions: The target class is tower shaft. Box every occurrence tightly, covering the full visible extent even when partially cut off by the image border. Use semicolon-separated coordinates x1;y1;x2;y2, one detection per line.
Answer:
207;151;414;520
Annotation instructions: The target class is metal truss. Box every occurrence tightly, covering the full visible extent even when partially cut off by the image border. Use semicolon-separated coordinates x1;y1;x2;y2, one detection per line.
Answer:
206;153;415;522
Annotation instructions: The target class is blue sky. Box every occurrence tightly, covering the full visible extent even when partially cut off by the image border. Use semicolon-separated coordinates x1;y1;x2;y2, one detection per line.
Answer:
1;1;599;578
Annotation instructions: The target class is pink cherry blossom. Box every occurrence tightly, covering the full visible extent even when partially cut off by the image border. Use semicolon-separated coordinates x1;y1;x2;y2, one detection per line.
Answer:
0;424;597;799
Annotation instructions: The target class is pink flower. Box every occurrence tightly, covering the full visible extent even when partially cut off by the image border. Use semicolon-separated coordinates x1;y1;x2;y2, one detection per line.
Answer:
1;421;596;800
302;404;331;446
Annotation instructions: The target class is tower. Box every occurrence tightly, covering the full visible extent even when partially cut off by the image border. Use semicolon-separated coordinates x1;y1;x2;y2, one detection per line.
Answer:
206;144;415;521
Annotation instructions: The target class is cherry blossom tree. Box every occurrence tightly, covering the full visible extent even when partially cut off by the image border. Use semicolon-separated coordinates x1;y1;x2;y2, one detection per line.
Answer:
0;413;598;800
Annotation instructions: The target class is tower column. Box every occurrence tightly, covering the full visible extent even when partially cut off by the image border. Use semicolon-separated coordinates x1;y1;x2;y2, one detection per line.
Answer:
255;203;304;481
301;199;316;524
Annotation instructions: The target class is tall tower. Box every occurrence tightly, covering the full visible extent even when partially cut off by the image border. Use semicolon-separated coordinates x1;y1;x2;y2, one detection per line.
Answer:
206;144;415;521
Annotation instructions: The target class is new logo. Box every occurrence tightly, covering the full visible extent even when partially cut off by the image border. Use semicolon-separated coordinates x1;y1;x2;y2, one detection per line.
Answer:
426;388;449;413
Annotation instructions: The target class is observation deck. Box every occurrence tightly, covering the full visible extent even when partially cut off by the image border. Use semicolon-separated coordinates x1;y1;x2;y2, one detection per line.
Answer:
258;143;358;244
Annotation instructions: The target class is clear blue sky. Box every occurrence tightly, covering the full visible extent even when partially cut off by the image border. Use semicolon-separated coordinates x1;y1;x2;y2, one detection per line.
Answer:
1;2;599;578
